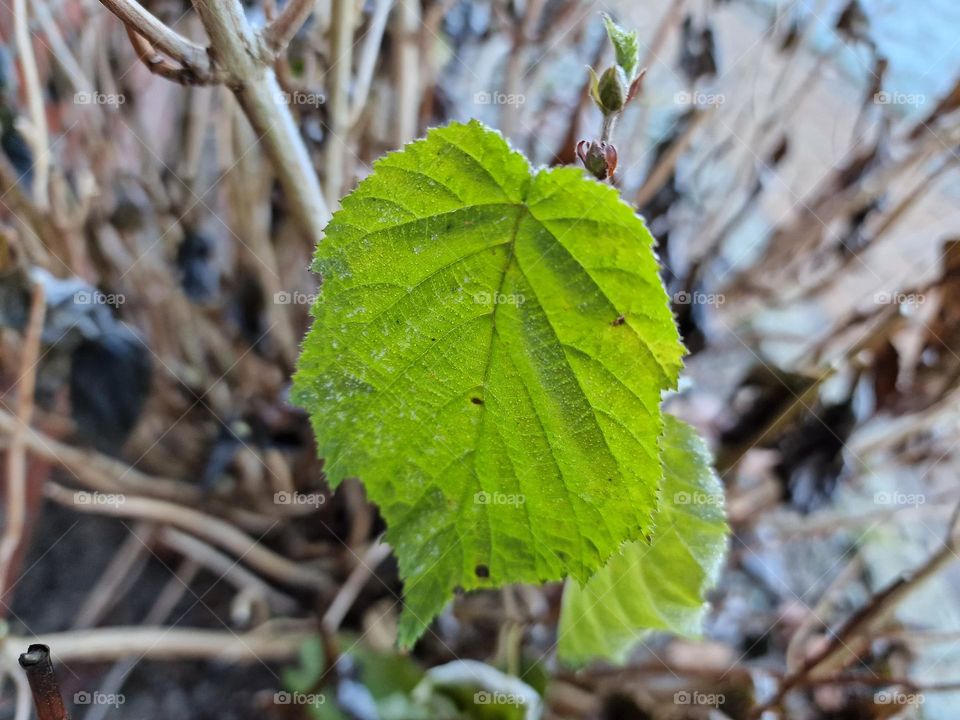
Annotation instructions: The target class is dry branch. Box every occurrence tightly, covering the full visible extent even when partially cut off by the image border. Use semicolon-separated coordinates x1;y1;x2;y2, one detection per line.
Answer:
17;645;68;720
0;282;45;605
262;0;317;55
98;0;214;78
12;624;312;663
45;482;331;593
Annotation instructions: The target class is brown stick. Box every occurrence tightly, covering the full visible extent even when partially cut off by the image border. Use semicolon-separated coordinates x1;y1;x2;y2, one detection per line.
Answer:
44;482;331;593
190;0;331;240
98;0;213;77
751;502;960;717
17;645;69;720
97;0;331;241
12;624;311;663
0;408;201;504
0;282;45;607
262;0;317;55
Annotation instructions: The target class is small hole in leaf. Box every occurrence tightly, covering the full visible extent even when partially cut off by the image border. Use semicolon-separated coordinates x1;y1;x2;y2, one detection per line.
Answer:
475;564;490;579
612;314;625;326
471;397;484;405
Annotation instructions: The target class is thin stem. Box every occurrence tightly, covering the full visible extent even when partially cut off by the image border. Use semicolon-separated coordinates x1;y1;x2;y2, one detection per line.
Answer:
17;645;68;720
98;0;213;76
11;624;312;663
600;113;617;144
191;0;331;240
262;0;317;55
392;0;421;147
325;0;356;203
350;0;395;124
0;282;45;607
45;482;331;593
13;0;50;208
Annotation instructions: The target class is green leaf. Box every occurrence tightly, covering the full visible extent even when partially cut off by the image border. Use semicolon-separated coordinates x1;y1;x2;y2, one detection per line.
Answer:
293;120;683;647
557;415;729;666
602;13;641;82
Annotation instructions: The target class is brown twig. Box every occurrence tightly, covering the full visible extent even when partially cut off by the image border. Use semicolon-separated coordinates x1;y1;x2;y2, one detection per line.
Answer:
97;0;331;240
11;622;313;663
0;281;45;608
350;0;395;125
124;26;219;86
324;0;356;203
44;482;332;593
13;0;51;208
97;0;214;78
0;408;201;504
392;0;421;147
751;500;960;717
17;645;69;720
322;539;392;631
190;0;331;239
262;0;317;55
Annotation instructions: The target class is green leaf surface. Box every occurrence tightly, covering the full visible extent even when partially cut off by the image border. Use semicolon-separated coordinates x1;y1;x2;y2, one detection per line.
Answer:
557;415;729;666
293;120;683;646
602;13;641;82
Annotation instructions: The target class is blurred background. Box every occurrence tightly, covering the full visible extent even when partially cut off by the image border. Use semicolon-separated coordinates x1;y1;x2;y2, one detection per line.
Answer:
1;0;960;718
